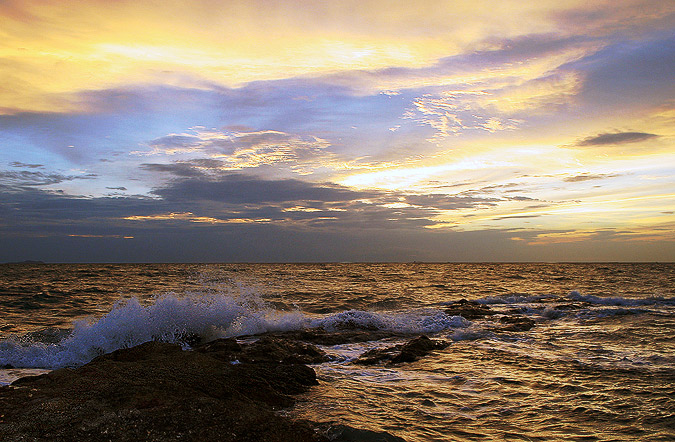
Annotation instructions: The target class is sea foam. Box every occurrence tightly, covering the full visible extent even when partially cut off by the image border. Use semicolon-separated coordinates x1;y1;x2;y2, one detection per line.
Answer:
566;290;674;306
0;292;306;369
0;293;470;369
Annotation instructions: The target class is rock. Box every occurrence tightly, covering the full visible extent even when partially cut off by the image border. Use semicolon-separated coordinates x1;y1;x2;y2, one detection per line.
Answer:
355;335;449;365
0;340;328;442
241;336;330;365
498;315;535;332
263;328;408;346
445;299;495;319
323;424;407;442
195;336;330;365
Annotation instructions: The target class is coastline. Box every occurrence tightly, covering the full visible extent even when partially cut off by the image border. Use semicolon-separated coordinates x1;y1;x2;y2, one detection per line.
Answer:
0;332;419;442
0;337;329;442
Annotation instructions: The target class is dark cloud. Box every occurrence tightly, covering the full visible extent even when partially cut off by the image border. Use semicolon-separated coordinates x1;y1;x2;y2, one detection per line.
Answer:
141;163;207;177
106;186;127;191
2;181;672;262
0;188;168;230
152;174;380;204
0;173;442;240
9;161;43;169
185;159;226;169
0;170;96;187
576;132;659;146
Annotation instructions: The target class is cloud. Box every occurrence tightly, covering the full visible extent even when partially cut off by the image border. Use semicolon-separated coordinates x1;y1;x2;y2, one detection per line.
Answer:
141;163;207;178
152;174;380;205
0;173;444;239
495;214;542;220
139;127;334;175
576;132;659;146
0;188;168;228
563;173;621;182
404;194;499;210
9;161;43;169
146;134;204;154
0;170;96;187
573;33;675;109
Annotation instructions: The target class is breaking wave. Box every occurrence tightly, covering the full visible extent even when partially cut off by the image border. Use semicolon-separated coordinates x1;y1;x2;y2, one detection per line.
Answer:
0;293;469;369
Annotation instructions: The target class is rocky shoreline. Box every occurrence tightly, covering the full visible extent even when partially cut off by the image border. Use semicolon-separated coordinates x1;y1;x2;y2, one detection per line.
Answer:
0;301;541;441
0;337;330;442
0;332;435;442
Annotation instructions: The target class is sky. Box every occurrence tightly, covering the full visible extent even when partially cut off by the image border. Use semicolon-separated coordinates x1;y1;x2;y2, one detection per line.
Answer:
1;0;674;262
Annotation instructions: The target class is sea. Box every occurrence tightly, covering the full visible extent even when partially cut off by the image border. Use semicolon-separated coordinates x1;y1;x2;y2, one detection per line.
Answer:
0;262;673;441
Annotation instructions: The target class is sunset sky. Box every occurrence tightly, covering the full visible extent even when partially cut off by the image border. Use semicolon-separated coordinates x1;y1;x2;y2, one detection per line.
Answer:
1;0;674;262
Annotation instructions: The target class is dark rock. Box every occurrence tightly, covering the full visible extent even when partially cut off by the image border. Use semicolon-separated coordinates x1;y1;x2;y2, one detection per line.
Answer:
355;335;449;365
241;336;330;364
498;315;535;332
263;328;408;346
195;337;242;354
445;298;496;319
195;336;330;365
323;424;407;442
0;340;328;442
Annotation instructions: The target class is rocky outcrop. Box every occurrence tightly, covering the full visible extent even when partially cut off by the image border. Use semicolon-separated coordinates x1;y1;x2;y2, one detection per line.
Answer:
322;424;407;442
0;339;329;442
444;299;496;319
262;328;409;346
355;335;449;365
196;336;330;365
498;315;535;332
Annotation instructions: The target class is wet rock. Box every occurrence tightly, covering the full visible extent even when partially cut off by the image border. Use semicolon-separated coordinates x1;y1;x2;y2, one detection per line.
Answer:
240;336;330;364
0;340;328;442
445;298;496;319
498;315;535;332
195;336;330;365
355;335;449;365
323;424;407;442
265;328;408;346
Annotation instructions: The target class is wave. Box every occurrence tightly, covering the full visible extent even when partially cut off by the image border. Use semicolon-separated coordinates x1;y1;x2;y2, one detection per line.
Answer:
0;292;304;369
0;294;470;369
312;309;470;334
566;291;675;306
474;291;674;307
474;294;556;305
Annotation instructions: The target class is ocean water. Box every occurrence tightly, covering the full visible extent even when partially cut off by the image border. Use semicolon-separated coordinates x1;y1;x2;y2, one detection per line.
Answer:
0;262;673;441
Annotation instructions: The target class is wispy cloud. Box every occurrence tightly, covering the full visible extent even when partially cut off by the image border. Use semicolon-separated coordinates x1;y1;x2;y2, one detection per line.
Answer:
562;173;622;182
0;170;97;188
9;162;44;169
